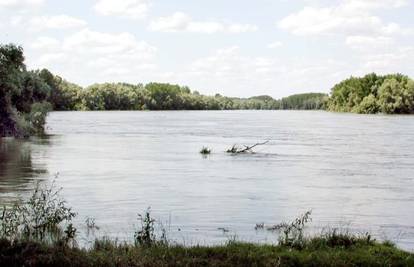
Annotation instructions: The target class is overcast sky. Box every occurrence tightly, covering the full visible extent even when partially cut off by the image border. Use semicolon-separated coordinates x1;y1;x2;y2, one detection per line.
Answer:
0;0;413;98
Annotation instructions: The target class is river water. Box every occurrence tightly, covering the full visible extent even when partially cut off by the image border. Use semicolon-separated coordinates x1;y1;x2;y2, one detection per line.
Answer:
0;111;413;250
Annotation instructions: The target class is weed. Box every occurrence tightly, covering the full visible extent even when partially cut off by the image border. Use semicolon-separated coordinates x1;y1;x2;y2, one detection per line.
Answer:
267;210;312;248
200;147;211;155
134;208;156;247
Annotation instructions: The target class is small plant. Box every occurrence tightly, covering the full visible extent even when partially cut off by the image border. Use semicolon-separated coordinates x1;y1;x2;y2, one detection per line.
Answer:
254;223;264;230
134;208;168;247
268;210;312;248
200;147;211;155
85;217;100;240
85;217;99;231
134;207;156;247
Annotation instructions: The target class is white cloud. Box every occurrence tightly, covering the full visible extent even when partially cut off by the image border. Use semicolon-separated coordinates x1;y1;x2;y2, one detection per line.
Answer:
94;0;150;19
267;41;283;49
227;23;258;34
172;46;348;97
345;35;394;50
29;15;87;30
278;0;410;37
149;12;258;34
361;47;414;73
31;36;60;50
29;29;157;84
0;0;44;8
342;0;407;10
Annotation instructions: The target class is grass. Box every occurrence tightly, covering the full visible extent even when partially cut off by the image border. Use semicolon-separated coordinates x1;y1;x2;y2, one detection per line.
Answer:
0;237;413;267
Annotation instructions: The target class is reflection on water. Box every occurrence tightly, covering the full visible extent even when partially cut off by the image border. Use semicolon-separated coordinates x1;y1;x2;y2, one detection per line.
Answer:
0;138;48;203
0;111;414;251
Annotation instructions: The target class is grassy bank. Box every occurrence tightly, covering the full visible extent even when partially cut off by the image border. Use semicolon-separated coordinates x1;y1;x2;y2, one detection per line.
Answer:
1;237;413;267
1;181;413;266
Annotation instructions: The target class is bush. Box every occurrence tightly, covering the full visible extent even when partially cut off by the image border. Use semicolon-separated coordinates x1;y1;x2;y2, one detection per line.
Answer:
13;102;52;138
265;211;312;249
200;147;211;155
0;179;77;245
134;208;167;247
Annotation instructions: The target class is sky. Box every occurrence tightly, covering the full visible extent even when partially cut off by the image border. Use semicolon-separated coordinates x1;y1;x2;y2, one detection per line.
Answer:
0;0;413;98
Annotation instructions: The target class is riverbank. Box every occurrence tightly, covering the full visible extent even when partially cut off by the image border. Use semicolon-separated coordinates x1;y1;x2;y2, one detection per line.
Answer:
1;237;413;267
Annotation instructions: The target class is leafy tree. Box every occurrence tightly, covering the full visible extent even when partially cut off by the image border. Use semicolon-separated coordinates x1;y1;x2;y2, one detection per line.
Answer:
40;69;82;111
328;73;414;114
0;44;53;137
0;44;25;136
378;77;414;114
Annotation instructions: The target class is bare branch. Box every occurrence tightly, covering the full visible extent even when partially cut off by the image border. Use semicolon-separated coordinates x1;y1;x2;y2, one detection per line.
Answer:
226;140;269;154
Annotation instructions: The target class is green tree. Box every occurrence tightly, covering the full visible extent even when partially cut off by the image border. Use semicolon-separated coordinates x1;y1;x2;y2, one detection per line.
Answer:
378;77;414;114
0;44;25;136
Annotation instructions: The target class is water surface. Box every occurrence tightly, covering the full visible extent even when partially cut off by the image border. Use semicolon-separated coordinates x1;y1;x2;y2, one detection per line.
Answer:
0;111;413;250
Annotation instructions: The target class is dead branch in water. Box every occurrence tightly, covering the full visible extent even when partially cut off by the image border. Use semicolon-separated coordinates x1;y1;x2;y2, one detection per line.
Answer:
226;141;269;154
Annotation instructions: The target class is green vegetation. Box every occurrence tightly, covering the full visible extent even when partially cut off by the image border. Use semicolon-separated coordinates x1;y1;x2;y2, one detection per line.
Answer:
1;237;413;267
0;179;76;245
280;93;328;110
266;210;312;248
74;84;326;111
2;43;413;139
327;73;414;114
1;183;413;266
200;147;212;155
0;45;52;137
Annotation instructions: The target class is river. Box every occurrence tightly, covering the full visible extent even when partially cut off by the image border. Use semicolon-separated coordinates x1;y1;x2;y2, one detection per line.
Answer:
0;110;413;250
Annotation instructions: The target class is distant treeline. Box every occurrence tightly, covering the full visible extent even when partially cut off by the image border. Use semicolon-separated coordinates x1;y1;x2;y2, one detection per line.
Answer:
53;83;327;111
2;43;414;138
0;44;326;137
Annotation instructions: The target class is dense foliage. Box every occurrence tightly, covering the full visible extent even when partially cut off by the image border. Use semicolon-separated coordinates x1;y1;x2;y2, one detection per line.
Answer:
78;84;292;111
0;44;52;137
67;84;326;111
280;93;327;110
327;73;414;114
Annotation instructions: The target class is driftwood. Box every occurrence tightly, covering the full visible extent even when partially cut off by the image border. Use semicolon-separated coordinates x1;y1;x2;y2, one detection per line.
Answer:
226;141;269;154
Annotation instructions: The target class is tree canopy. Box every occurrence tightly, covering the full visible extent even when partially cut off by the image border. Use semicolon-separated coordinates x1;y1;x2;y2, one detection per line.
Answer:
0;44;51;137
327;73;414;114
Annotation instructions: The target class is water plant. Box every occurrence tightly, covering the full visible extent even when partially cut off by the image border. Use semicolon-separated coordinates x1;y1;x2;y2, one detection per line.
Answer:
199;146;211;155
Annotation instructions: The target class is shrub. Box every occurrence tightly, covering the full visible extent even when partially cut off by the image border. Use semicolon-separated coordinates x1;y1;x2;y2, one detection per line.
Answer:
200;147;211;155
0;179;77;245
134;208;168;247
12;102;52;138
134;208;156;247
267;210;312;249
